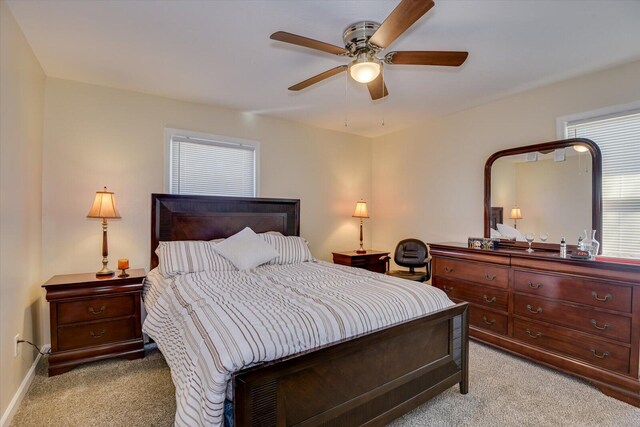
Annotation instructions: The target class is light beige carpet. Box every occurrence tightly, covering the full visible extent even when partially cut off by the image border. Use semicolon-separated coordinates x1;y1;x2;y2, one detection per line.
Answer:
10;342;640;427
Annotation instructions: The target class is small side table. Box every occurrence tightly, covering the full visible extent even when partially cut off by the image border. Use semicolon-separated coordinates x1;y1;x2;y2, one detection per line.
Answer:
42;269;146;376
332;250;390;273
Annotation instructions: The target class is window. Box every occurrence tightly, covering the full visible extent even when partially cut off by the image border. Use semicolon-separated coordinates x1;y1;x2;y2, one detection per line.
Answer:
166;129;259;197
564;109;640;258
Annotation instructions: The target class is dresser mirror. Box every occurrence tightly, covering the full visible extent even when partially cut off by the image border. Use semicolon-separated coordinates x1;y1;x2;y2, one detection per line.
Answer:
484;138;602;249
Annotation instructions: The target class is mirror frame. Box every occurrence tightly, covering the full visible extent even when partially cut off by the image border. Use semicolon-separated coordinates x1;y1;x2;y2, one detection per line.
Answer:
484;138;602;250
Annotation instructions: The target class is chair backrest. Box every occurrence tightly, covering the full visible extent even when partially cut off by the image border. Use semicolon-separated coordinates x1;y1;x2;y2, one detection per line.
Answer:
394;238;428;269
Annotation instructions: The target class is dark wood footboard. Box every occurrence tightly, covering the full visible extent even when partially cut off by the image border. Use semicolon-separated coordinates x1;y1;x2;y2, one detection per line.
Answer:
233;302;469;426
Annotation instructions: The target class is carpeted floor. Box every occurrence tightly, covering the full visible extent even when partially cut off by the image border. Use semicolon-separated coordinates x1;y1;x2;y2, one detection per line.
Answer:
10;342;639;427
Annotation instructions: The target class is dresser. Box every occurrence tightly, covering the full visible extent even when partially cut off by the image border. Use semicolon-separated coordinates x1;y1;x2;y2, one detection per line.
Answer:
43;269;146;376
430;243;640;407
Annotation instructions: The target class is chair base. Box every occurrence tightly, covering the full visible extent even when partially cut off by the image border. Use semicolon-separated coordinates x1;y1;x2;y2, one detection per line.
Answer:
386;270;427;282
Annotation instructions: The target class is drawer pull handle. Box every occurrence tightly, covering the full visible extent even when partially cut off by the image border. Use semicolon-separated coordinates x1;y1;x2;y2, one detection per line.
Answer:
90;329;106;339
484;273;497;281
443;285;453;293
483;295;497;303
88;305;106;315
590;348;610;359
481;315;495;325
444;267;454;273
527;280;543;290
525;329;542;339
590;319;611;330
591;291;612;302
526;304;542;314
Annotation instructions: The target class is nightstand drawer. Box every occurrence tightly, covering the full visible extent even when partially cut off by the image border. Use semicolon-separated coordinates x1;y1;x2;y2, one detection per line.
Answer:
57;317;137;351
57;294;136;325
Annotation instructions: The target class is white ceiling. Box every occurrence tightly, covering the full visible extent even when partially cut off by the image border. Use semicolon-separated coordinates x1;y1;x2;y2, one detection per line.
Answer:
7;0;640;137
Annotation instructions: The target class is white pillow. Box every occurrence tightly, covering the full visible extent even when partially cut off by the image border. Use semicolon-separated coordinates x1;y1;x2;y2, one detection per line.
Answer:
155;240;236;278
490;228;502;238
213;227;280;271
260;234;314;264
496;223;526;241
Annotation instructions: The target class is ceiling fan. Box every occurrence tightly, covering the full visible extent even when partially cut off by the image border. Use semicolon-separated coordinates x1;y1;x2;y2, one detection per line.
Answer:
270;0;468;100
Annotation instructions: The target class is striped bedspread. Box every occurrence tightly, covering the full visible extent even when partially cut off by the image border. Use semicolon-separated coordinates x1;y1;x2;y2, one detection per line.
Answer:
142;261;454;427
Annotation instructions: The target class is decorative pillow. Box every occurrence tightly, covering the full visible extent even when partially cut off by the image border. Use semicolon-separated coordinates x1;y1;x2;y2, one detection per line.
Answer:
213;227;280;271
260;233;314;265
156;240;236;278
496;223;526;241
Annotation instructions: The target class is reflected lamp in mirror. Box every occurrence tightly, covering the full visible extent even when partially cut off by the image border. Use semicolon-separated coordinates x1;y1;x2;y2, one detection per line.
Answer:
87;186;121;277
509;207;523;229
352;200;369;254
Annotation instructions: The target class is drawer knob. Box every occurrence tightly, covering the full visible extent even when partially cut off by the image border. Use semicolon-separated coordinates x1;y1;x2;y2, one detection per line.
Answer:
525;329;542;339
481;315;495;325
444;267;454;273
88;305;106;315
591;291;612;302
590;319;611;331
527;280;543;290
443;285;453;293
590;348;610;359
484;273;497;281
90;329;106;339
483;295;497;304
526;304;542;314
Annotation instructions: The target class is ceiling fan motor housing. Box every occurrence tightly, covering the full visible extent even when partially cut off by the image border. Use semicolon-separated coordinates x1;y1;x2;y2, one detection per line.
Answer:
343;21;381;55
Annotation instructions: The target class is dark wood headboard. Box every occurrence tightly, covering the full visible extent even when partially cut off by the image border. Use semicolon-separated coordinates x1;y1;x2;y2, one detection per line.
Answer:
490;207;503;230
150;194;300;269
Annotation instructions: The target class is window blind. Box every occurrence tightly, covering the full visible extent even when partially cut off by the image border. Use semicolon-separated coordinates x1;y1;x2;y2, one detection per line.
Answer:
170;135;256;197
567;111;640;258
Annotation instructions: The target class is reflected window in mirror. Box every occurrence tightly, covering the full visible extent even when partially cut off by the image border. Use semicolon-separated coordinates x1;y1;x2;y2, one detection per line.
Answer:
564;110;640;259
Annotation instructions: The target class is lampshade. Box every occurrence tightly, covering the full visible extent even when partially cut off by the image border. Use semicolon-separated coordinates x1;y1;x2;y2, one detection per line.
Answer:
87;187;121;219
509;207;523;220
352;200;369;219
349;54;381;84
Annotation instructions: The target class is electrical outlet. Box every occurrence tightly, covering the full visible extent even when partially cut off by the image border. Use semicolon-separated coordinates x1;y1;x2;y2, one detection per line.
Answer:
14;334;21;358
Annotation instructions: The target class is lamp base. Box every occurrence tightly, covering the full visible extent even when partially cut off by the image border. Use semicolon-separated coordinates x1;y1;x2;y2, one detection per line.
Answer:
96;266;114;277
356;249;367;254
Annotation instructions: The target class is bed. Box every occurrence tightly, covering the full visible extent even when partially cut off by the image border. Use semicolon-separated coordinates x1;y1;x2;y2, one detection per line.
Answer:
145;193;469;426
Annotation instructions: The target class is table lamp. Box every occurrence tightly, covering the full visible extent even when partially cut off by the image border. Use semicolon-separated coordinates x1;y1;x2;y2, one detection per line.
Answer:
509;207;523;229
87;187;121;277
352;200;369;254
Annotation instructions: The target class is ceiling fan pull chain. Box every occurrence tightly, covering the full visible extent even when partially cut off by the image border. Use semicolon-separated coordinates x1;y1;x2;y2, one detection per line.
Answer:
381;65;385;127
344;70;348;127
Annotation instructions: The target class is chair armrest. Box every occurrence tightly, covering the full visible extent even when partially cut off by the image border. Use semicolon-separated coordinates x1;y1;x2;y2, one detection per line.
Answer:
380;255;390;272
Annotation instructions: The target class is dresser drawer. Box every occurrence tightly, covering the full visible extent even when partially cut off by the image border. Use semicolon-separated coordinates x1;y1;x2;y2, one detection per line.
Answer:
436;278;508;312
57;294;136;325
57;317;137;351
469;305;508;335
513;318;630;375
435;258;509;289
513;294;631;343
514;270;632;313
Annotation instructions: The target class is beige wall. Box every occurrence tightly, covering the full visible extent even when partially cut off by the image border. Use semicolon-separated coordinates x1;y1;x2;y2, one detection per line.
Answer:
371;60;640;255
0;0;45;420
42;78;373;286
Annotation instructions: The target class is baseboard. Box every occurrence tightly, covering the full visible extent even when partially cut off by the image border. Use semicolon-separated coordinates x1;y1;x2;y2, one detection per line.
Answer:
0;344;50;427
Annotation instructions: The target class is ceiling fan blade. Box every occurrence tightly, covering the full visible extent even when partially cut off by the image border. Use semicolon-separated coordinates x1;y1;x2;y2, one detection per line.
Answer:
385;51;468;66
369;0;435;49
367;73;389;100
288;65;348;91
271;31;349;56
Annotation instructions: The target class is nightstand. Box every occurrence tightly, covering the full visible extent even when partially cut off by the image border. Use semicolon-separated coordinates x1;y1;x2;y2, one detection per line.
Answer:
42;269;146;376
332;250;390;273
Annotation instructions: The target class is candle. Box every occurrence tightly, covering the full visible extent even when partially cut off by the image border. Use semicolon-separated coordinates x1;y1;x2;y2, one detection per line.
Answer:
118;259;129;270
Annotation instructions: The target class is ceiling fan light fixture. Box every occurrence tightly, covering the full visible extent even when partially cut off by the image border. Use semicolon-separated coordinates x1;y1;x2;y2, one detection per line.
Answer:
349;55;381;84
573;144;589;153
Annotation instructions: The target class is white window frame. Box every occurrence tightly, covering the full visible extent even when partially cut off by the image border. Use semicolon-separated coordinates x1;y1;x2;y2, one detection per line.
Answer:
557;101;640;258
164;128;260;197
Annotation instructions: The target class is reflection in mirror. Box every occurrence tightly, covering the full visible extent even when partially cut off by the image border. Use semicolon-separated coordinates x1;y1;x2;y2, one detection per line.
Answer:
490;149;592;244
484;138;602;250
